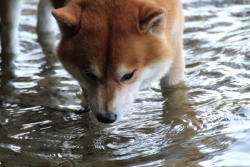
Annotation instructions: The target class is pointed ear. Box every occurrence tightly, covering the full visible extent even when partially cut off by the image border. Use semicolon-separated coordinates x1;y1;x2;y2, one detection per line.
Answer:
139;4;166;35
52;3;82;36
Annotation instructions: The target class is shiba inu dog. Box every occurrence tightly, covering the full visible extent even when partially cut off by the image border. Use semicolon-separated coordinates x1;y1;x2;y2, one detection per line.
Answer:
0;0;184;124
51;0;184;123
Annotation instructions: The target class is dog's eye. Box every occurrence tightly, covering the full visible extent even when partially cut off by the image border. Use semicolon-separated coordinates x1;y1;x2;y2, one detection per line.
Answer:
120;70;136;82
84;70;98;81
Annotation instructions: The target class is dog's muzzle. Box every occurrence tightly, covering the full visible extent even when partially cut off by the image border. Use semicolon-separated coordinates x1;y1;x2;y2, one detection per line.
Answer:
96;112;117;123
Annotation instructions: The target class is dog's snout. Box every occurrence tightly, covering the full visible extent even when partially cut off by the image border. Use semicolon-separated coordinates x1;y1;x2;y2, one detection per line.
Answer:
96;112;117;123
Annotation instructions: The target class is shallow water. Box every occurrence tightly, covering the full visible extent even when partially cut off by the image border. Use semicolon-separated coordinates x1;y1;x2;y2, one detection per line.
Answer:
0;0;249;166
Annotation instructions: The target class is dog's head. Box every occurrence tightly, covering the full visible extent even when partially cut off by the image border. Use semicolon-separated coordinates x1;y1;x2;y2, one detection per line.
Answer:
52;0;175;123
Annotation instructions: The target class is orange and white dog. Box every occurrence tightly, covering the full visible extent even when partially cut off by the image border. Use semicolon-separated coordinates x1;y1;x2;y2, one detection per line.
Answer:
1;0;184;123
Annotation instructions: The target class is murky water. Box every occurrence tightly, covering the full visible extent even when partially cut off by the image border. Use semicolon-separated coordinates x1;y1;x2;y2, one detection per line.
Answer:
0;0;249;166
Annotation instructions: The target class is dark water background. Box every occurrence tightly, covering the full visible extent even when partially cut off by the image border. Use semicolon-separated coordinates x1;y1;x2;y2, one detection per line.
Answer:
0;0;249;166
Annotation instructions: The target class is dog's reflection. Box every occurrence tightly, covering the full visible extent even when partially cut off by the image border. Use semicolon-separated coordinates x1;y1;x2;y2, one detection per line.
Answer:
161;84;202;137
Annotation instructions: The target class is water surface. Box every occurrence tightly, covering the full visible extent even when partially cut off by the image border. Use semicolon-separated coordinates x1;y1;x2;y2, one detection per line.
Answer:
0;0;249;166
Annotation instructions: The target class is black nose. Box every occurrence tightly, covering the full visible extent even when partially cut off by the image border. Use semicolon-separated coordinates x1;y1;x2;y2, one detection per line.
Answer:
96;113;117;123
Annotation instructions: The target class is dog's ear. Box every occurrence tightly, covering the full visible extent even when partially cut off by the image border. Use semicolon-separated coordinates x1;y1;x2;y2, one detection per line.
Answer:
52;3;81;37
139;4;166;36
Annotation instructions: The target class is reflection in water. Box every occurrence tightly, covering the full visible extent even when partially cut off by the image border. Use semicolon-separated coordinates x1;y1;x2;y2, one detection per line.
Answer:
0;0;250;166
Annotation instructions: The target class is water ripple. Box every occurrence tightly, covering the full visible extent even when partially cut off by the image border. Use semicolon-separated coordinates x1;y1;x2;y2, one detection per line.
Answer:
0;0;249;166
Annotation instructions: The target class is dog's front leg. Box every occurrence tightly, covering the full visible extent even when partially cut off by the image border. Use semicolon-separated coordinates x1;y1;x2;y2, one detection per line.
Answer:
0;0;23;56
160;2;184;89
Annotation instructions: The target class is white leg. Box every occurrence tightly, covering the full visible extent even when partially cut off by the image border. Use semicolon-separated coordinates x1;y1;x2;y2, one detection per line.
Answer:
0;0;23;55
160;48;185;88
37;0;57;53
37;0;54;34
160;5;185;89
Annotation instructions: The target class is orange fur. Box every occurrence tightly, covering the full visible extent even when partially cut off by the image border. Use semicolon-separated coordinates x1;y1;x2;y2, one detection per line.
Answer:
51;0;184;123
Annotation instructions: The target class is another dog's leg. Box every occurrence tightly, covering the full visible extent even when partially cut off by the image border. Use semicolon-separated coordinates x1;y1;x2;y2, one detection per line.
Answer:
37;0;56;53
0;0;23;55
